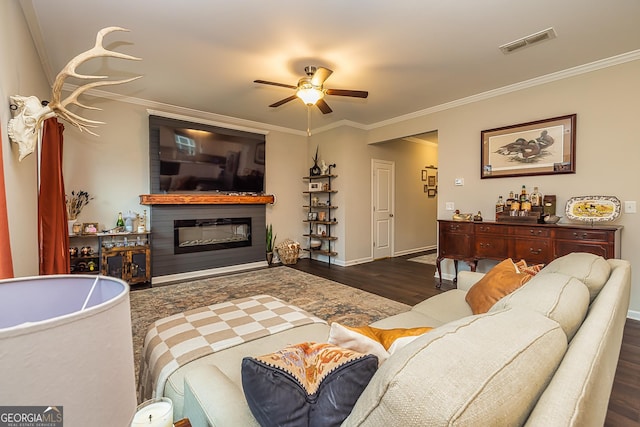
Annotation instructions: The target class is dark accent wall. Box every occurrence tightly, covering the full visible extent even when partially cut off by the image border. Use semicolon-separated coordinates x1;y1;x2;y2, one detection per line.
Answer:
151;204;265;277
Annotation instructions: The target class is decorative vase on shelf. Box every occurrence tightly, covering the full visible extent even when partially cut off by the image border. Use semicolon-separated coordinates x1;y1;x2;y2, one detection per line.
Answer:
68;218;77;236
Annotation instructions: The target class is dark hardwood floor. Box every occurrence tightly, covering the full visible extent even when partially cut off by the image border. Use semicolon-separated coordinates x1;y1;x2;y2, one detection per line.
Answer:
288;252;640;426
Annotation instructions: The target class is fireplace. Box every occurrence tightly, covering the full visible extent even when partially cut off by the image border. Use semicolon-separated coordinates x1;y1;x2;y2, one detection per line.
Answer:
174;217;251;254
147;202;267;282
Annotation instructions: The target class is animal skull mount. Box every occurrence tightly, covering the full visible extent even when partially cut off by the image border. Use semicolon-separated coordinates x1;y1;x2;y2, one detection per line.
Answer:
7;26;141;161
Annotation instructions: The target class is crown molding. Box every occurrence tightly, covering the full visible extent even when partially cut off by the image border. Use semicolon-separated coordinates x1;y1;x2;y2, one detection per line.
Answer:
368;49;640;130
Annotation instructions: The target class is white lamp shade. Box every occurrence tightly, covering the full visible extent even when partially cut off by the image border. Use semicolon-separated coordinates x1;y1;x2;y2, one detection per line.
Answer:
0;275;137;427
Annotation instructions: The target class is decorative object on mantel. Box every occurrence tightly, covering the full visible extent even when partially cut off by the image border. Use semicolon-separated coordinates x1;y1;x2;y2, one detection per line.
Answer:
565;196;621;223
473;211;483;222
7;27;142;162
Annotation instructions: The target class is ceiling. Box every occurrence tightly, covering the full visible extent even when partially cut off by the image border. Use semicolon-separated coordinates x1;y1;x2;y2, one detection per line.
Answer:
19;0;640;134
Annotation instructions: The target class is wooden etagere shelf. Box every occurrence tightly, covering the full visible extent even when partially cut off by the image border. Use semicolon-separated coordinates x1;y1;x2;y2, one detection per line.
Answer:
303;170;338;266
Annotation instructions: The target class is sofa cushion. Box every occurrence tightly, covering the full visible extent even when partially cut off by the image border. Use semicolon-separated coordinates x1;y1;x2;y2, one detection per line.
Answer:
328;323;433;364
490;272;590;340
343;308;567;427
465;258;534;314
241;342;377;427
537;252;611;301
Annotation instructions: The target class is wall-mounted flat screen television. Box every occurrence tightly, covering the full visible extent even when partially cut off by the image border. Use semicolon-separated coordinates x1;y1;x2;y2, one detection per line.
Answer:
149;115;266;194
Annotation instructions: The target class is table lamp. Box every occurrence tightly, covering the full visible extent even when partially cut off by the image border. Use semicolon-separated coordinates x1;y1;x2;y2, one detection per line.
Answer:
0;275;137;427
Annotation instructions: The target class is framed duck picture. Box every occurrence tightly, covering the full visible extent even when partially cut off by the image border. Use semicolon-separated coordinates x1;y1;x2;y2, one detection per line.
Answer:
481;114;576;179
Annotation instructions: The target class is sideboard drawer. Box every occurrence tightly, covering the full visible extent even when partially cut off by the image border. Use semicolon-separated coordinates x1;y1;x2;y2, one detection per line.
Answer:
555;229;611;242
512;227;551;238
475;237;507;258
475;223;508;235
442;222;474;234
513;238;552;264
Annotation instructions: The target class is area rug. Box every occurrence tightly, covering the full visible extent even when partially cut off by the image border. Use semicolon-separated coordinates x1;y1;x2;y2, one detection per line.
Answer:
130;266;410;382
408;252;438;265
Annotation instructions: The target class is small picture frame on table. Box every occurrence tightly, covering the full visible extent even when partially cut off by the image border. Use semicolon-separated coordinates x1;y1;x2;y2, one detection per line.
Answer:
82;222;99;235
316;224;327;236
72;222;83;235
307;212;318;221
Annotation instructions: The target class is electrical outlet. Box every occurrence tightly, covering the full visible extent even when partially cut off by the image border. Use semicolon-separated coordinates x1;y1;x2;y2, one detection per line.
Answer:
445;202;455;211
624;201;637;214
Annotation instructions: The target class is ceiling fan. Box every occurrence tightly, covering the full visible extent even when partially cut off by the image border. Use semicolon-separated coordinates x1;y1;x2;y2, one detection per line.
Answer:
254;66;368;114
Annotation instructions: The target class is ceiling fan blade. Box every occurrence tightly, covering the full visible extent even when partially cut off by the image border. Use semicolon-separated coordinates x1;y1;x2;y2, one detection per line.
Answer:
316;99;333;114
269;95;298;108
311;67;333;86
254;79;297;90
325;88;369;98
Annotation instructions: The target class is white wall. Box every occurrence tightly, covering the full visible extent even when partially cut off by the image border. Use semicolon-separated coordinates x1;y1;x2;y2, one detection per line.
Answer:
0;2;49;276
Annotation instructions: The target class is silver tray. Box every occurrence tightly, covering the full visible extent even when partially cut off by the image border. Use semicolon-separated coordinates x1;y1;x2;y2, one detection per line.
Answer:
565;196;621;222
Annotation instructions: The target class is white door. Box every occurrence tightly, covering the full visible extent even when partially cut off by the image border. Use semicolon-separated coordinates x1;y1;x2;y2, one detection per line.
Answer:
372;159;394;259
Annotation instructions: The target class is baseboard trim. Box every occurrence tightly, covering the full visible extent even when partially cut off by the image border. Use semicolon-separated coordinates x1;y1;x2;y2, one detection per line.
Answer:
151;261;267;285
628;310;640;321
394;245;437;257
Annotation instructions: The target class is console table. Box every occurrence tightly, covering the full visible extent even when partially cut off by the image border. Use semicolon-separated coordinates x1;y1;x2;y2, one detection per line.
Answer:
436;220;622;287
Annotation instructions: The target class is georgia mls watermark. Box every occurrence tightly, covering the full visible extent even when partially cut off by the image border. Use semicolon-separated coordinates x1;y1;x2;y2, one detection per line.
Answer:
0;406;63;427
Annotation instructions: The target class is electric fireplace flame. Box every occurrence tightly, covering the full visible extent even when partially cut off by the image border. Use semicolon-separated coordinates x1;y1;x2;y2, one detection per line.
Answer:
174;218;251;254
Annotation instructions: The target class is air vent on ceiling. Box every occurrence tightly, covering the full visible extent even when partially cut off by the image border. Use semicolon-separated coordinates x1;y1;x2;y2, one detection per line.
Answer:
499;27;557;54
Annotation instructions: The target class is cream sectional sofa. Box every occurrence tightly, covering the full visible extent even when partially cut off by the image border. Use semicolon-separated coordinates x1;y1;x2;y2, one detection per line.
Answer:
169;253;630;426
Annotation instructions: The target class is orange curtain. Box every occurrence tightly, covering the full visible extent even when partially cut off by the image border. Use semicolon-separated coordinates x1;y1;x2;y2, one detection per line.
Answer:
0;125;14;279
38;117;69;274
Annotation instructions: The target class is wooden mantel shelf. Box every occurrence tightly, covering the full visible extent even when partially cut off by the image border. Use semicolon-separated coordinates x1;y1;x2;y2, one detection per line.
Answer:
139;194;275;205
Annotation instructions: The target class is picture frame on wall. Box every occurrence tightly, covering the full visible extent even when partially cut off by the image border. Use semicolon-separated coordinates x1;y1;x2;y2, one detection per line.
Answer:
427;175;436;187
427;188;437;198
421;170;427;181
481;114;576;179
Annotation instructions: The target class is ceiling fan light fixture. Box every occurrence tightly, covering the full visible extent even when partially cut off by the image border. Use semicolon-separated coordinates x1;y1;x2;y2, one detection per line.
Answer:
296;87;324;105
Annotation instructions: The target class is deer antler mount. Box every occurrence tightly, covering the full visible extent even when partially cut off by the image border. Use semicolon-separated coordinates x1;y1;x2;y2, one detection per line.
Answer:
8;26;142;161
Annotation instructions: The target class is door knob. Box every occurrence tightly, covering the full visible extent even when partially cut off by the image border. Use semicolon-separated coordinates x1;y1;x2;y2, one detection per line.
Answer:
389;214;394;217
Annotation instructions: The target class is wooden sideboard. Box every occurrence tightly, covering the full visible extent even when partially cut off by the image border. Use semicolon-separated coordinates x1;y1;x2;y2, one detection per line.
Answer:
436;220;622;287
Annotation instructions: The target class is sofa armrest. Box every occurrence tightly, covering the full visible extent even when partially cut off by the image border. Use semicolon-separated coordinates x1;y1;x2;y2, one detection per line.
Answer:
183;365;259;427
456;271;485;292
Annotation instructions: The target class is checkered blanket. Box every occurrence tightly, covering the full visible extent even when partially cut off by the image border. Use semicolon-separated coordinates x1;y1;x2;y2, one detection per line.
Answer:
138;295;327;400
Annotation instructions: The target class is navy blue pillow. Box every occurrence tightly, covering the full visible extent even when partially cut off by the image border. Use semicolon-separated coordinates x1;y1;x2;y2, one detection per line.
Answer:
241;342;378;427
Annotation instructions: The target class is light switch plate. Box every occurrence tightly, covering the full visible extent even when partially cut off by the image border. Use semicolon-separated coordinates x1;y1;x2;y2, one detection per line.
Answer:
454;178;464;186
624;201;637;213
445;202;455;211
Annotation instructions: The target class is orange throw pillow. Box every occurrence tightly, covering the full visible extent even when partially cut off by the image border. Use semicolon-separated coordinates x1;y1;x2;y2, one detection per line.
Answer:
465;258;534;314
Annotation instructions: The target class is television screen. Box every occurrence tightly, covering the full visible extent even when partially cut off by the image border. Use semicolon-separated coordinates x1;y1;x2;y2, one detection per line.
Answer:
149;116;266;194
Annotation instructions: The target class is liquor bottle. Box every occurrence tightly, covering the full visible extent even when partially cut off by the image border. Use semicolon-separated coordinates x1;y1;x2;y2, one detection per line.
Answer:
505;191;515;211
116;212;125;228
519;185;528;203
530;186;542;207
495;196;505;217
520;187;531;212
